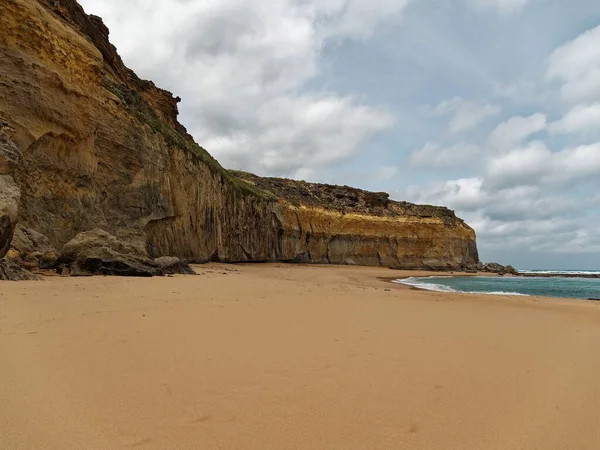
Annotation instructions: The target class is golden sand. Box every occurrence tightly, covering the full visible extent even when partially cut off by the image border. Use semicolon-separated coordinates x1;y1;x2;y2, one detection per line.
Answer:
2;264;600;449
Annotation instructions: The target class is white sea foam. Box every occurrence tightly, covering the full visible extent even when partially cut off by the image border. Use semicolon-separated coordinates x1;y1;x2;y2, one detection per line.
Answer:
393;277;457;293
393;277;530;296
472;291;530;296
519;270;600;275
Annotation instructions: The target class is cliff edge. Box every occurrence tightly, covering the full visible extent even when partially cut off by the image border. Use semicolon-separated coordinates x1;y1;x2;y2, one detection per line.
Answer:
0;0;479;272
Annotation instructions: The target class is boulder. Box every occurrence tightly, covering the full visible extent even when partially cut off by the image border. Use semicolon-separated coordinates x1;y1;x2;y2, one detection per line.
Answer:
484;262;505;273
0;259;41;281
55;229;194;277
8;225;58;270
460;262;478;273
476;262;517;274
151;256;195;275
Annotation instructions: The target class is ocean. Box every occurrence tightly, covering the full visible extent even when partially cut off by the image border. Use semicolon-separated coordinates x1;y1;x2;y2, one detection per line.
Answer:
394;271;600;300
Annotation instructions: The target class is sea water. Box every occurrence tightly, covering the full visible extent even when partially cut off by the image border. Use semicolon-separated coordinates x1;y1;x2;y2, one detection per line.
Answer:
394;271;600;300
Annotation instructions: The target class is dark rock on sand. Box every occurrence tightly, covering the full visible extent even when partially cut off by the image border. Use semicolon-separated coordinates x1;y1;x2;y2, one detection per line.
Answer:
55;229;194;277
0;259;41;281
475;262;517;275
7;225;58;270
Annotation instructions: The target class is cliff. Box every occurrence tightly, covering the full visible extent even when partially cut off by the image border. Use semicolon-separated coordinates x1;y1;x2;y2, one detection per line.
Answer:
0;0;479;272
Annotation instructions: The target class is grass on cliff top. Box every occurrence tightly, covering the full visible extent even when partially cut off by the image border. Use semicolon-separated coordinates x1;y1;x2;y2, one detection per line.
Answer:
144;114;274;201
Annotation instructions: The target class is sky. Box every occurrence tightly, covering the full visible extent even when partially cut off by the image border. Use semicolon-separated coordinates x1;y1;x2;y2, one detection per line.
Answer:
78;0;600;270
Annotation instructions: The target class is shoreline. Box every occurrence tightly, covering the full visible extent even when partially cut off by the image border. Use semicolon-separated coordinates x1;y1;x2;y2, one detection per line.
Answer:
386;272;600;302
3;263;600;450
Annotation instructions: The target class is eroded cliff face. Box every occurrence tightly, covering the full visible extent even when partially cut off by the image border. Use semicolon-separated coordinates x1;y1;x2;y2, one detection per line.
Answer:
0;0;479;270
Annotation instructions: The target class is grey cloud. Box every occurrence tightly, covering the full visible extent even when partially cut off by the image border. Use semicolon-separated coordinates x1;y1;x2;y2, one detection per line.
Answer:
433;97;501;134
405;177;600;256
548;103;600;136
199;94;395;176
409;142;481;168
487;113;546;150
483;142;600;190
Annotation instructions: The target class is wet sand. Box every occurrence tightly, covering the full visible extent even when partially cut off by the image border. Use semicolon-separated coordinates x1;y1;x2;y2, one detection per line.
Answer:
2;263;600;450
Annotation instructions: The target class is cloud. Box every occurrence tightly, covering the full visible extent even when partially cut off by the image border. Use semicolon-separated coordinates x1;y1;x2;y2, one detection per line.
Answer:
405;177;600;255
547;25;600;103
493;80;539;103
409;142;481;168
483;142;551;189
468;0;533;14
311;0;410;40
203;95;395;176
434;97;501;134
549;103;600;136
487;113;546;150
79;0;404;176
484;142;600;190
406;177;489;212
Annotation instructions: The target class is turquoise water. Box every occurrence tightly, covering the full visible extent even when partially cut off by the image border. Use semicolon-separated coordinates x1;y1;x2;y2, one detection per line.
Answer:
395;273;600;300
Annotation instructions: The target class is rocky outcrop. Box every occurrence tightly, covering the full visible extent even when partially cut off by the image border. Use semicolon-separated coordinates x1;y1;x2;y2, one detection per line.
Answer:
0;129;20;258
0;0;480;272
55;229;195;277
462;262;517;275
7;224;58;270
0;126;39;280
233;173;479;269
0;259;41;281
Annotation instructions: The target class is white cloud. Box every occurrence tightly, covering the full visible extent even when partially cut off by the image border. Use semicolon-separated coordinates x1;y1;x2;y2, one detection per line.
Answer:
484;142;600;190
487;113;546;150
406;177;488;211
484;141;550;189
469;0;533;15
434;97;501;134
203;95;395;176
409;142;481;167
79;0;404;176
549;103;600;136
547;25;600;103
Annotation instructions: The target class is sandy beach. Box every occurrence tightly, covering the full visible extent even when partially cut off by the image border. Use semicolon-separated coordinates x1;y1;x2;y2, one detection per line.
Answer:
2;264;600;450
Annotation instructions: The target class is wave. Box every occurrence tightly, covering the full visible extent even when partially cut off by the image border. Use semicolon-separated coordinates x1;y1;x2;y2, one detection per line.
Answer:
393;277;458;293
519;270;600;275
393;277;530;297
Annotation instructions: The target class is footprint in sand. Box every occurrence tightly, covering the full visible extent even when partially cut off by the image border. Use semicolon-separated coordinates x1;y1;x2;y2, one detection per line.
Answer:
191;415;212;424
128;437;153;447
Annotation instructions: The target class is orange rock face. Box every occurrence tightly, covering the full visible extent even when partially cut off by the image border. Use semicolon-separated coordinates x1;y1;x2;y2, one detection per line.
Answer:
0;0;479;270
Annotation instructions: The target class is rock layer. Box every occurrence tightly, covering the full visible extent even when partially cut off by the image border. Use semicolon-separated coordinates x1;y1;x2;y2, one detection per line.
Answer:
0;0;480;271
